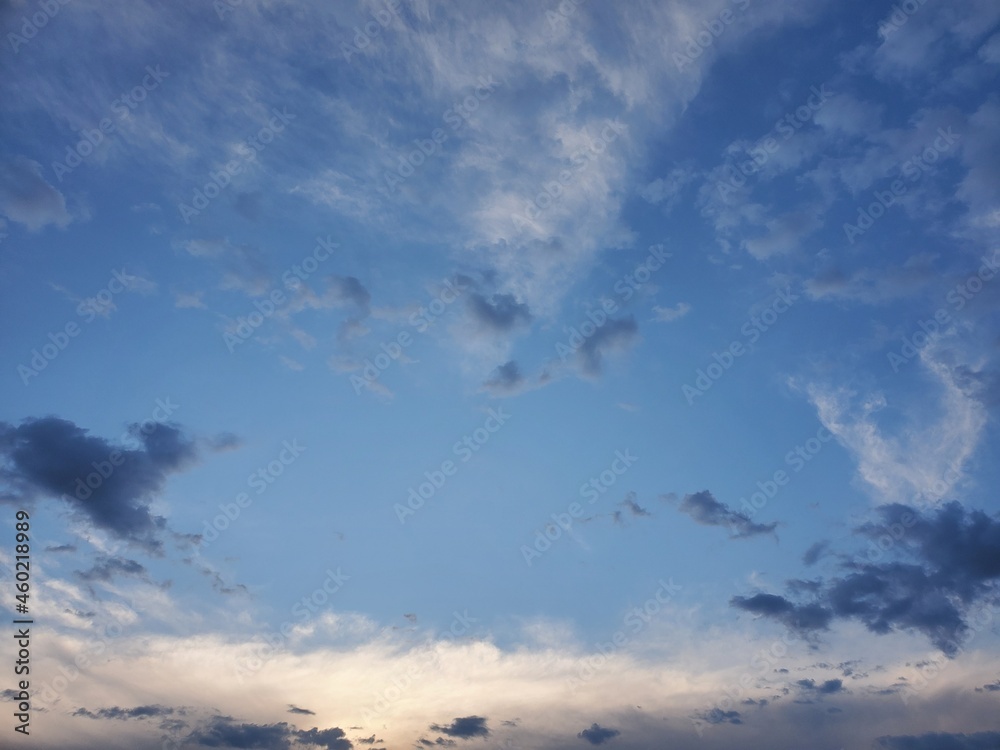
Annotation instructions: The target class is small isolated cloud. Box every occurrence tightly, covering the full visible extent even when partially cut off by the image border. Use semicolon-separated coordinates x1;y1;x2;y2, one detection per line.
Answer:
467;292;532;335
796;678;844;695
74;705;174;720
0;155;74;230
672;490;777;539
173;290;206;309
619;492;651;519
803;540;831;566
652;302;691;322
288;705;315;715
578;723;620;745
693;708;742;726
429;716;490;739
482;360;525;395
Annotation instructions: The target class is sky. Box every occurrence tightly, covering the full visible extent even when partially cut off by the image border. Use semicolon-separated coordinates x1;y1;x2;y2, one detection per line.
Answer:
1;0;1000;748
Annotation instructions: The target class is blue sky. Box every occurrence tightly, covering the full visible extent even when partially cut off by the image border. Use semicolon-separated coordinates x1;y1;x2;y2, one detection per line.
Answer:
2;0;1000;748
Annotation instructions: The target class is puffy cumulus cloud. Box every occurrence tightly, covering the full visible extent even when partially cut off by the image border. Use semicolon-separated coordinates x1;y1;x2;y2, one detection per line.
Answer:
732;502;1000;656
577;723;620;745
0;155;74;230
670;490;778;539
0;416;200;552
428;716;489;739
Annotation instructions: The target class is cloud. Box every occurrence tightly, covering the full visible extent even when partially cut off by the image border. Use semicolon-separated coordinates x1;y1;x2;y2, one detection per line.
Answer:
0;155;74;230
0;416;199;551
428;716;489;739
796;678;845;695
875;731;1000;750
326;276;371;312
466;292;532;335
733;502;1000;655
618;492;651;519
576;316;639;378
76;555;153;584
482;360;525;395
692;708;742;726
803;541;831;566
577;723;620;745
651;302;691;323
672;490;777;539
288;706;315;715
74;705;175;720
183;238;272;296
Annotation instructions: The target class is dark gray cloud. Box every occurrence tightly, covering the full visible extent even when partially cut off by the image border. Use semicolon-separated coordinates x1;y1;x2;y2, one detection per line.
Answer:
326;275;371;312
577;723;620;745
0;417;200;551
672;490;777;539
482;360;525;395
732;502;1000;655
875;731;1000;749
796;678;844;695
577;316;638;377
619;492;651;518
295;727;353;750
467;292;532;334
76;555;152;584
974;681;1000;693
187;716;352;749
692;708;742;726
45;543;77;553
429;716;489;739
74;705;175;720
288;706;315;715
0;154;73;230
803;540;831;566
